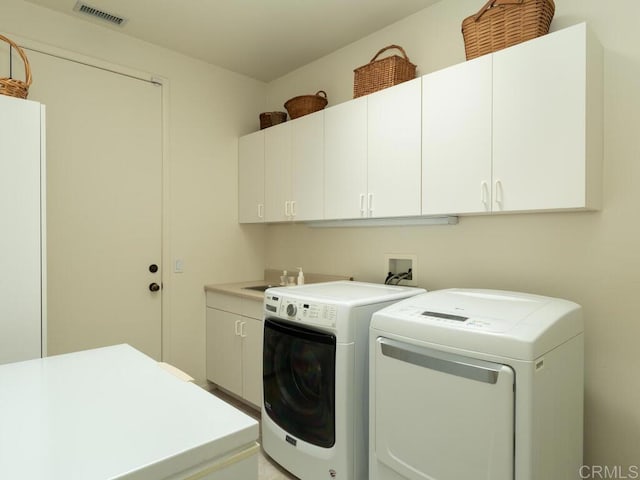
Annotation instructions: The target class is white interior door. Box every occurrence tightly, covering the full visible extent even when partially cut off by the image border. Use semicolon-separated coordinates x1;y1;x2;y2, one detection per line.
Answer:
26;49;163;360
372;337;514;480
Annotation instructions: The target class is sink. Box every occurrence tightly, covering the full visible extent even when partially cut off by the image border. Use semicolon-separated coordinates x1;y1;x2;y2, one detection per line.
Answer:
243;284;276;292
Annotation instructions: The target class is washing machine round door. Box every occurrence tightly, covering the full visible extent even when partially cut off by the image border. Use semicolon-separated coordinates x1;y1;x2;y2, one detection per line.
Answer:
263;318;336;448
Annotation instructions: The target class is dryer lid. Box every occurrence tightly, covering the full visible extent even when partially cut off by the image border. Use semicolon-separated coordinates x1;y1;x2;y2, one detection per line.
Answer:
371;289;583;359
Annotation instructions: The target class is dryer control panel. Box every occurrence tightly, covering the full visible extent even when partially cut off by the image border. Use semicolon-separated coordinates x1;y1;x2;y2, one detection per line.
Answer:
265;294;337;328
388;304;503;332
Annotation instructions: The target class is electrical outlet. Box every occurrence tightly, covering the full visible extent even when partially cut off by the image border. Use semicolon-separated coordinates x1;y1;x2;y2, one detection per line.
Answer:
384;254;417;286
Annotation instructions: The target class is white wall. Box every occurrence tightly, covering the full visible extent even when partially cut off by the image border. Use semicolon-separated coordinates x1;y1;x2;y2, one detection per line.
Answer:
0;0;267;383
265;0;640;469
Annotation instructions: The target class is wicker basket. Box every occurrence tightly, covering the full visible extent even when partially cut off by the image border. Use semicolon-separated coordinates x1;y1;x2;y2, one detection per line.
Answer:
0;34;32;99
259;111;287;129
462;0;555;60
284;90;328;119
353;45;416;98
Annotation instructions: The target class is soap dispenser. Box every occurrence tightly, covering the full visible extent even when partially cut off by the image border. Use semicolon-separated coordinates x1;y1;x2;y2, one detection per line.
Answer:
297;267;304;285
280;270;288;286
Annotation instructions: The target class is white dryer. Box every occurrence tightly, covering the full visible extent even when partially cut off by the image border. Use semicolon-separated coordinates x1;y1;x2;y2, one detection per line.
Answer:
262;281;425;480
369;289;584;480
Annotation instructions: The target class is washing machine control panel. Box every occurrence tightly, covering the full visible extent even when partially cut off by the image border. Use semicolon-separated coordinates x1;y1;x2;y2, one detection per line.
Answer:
264;294;337;328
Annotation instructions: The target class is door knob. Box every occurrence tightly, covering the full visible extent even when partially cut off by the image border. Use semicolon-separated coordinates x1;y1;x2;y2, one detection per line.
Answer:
149;264;159;273
149;282;161;292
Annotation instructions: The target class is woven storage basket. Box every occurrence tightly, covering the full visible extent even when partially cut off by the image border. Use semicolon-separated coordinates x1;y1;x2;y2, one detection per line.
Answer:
353;45;416;98
0;34;32;99
259;111;287;129
284;90;328;119
462;0;555;60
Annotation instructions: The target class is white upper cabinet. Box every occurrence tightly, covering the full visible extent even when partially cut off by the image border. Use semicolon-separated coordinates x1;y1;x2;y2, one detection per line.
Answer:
422;22;602;215
264;122;292;222
264;112;324;222
239;23;602;223
325;79;421;220
492;22;602;212
422;55;493;215
324;96;368;219
368;77;422;218
238;130;265;223
291;110;324;221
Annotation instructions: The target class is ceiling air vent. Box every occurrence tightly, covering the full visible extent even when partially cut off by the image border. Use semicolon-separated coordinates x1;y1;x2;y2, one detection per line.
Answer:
73;2;128;26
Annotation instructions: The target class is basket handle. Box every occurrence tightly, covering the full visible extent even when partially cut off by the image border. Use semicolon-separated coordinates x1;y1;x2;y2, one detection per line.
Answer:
369;45;411;64
0;34;32;87
473;0;524;21
315;90;327;99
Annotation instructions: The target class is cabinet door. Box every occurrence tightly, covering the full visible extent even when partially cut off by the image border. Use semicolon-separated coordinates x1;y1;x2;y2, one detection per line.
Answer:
291;110;324;221
264;122;292;222
238;130;265;223
0;96;43;365
368;78;422;218
206;308;243;397
324;97;368;219
241;316;264;408
422;56;493;215
492;24;590;212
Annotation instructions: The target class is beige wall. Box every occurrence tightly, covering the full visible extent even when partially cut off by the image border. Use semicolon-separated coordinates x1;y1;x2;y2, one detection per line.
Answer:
265;0;640;469
2;0;638;469
0;0;267;383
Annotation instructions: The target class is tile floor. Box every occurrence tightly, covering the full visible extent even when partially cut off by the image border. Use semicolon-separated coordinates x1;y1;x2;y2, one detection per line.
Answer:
208;388;297;479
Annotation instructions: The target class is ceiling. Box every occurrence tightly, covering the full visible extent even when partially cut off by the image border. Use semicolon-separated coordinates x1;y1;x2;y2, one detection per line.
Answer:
24;0;440;82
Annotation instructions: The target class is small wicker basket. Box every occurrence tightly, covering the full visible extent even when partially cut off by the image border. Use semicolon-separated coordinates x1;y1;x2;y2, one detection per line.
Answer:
353;45;416;98
284;90;328;119
259;111;287;129
0;34;32;99
462;0;555;60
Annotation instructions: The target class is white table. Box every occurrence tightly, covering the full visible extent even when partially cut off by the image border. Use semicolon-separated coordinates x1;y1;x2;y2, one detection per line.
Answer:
0;344;259;479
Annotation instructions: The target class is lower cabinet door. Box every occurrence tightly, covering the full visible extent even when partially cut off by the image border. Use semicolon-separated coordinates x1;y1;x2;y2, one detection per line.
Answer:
241;317;264;408
206;308;243;397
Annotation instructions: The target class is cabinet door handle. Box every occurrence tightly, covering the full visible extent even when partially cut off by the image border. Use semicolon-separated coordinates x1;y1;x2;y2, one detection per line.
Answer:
240;322;247;338
359;193;366;216
257;203;264;219
284;200;290;218
494;180;504;209
290;200;296;218
368;192;374;217
481;181;489;209
234;320;241;336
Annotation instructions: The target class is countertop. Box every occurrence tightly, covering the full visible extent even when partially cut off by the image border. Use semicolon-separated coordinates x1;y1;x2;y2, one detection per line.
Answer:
0;344;258;480
205;269;353;301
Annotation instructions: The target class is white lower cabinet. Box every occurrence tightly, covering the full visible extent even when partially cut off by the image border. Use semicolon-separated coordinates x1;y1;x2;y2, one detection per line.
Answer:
206;291;263;408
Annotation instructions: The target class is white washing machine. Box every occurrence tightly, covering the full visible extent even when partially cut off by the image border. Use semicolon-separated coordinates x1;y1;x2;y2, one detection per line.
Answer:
369;289;584;480
262;281;425;480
